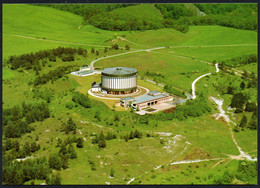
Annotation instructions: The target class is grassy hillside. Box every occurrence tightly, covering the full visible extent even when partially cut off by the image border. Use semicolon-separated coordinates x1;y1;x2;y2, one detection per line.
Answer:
111;4;163;22
3;4;129;59
116;25;257;48
180;26;257;46
95;50;215;91
88;4;164;31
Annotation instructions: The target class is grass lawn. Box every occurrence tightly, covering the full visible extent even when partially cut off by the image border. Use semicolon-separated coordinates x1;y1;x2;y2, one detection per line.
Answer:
2;4;130;59
170;46;257;62
236;63;257;74
95;50;214;91
3;67;15;80
116;25;257;49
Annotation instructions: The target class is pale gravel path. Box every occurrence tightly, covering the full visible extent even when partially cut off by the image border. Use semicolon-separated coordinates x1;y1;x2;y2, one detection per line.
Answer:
88;86;149;100
211;96;257;161
90;47;165;70
191;63;219;99
5;33;112;48
169;44;257;48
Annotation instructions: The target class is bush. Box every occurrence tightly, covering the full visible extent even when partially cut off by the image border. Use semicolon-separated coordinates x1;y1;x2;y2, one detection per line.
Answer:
72;92;91;108
76;137;84;148
65;102;74;109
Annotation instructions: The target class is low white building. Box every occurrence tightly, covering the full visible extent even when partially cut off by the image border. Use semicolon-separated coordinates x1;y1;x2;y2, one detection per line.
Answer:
80;66;90;71
91;82;101;92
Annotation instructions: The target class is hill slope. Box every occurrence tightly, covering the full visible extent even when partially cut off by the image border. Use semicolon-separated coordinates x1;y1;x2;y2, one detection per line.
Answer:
3;4;128;58
88;4;164;31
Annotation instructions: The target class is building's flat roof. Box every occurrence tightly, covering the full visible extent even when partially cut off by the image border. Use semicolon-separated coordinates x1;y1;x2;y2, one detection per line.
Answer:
102;67;137;77
121;97;135;101
132;93;168;104
93;82;101;87
149;91;161;95
78;70;94;75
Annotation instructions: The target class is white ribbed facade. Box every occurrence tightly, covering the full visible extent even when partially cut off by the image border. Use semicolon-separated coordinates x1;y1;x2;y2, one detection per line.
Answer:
102;75;137;90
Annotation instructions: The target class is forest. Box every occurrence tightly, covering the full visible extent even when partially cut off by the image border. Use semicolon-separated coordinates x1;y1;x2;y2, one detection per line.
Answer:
37;4;257;32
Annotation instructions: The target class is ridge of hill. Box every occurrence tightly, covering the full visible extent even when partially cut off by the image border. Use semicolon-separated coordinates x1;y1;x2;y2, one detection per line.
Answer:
88;4;164;31
3;4;128;58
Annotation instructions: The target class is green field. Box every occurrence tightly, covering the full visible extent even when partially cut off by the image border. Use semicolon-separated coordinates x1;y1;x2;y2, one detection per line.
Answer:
3;67;15;80
3;4;132;59
95;50;216;91
2;4;257;185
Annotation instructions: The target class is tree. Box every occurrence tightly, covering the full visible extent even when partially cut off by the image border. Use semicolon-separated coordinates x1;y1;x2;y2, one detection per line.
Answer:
96;50;99;56
56;138;62;147
245;102;257;112
12;140;20;152
67;144;77;159
124;133;129;142
30;141;39;153
94;111;101;122
129;131;134;139
46;173;61;185
23;142;31;156
61;154;69;169
91;48;95;53
239;115;247;129
67;118;77;132
125;45;130;50
247;111;257;130
112;43;119;50
5;139;12;151
98;131;106;148
242;70;249;80
240;81;245;90
110;168;115;177
98;139;106;148
48;154;62;170
59;143;67;156
230;92;247;113
76;137;84;148
114;114;119;121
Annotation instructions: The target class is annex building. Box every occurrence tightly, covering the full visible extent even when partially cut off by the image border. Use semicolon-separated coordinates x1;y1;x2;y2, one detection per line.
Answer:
120;91;173;110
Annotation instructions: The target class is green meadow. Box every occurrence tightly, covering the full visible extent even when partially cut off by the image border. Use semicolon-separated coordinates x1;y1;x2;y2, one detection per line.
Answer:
95;50;216;91
3;4;131;59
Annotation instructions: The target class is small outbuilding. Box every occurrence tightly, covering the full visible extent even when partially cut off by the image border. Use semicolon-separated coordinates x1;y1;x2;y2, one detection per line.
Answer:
91;82;101;92
120;91;173;110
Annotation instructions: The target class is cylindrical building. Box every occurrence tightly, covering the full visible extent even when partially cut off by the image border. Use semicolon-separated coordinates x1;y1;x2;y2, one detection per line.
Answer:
101;67;138;95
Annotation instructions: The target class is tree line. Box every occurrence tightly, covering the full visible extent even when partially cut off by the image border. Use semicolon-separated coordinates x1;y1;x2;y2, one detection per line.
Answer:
3;102;50;138
37;4;256;33
219;54;257;68
6;47;87;71
37;4;136;20
213;160;256;184
163;84;186;98
3;129;85;185
3;139;40;160
2;156;53;185
157;4;257;32
34;65;76;86
72;92;91;108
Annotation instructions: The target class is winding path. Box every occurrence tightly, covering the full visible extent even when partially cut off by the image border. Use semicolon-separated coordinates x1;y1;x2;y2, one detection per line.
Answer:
169;44;257;48
88;86;149;100
5;33;112;48
211;97;257;161
191;63;219;99
90;47;165;70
